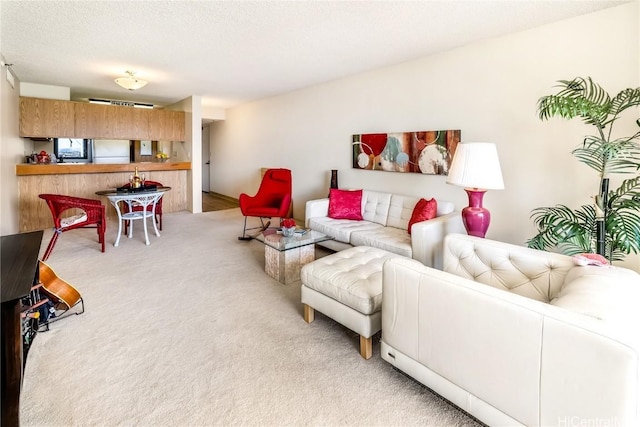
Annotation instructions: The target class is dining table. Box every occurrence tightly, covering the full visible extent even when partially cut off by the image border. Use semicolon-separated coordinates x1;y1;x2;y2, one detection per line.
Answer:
95;186;171;247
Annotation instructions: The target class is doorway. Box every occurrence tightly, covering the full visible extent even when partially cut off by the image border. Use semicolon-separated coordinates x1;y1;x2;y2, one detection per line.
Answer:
202;124;210;193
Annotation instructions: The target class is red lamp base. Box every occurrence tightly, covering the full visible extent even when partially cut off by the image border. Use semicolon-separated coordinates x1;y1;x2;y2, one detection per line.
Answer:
462;189;491;238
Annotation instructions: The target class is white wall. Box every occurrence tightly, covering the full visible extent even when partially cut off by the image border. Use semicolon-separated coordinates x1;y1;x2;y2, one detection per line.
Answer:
0;54;25;235
210;3;640;270
20;82;70;100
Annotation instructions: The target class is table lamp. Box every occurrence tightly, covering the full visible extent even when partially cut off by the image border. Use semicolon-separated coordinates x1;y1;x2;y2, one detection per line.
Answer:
446;142;504;238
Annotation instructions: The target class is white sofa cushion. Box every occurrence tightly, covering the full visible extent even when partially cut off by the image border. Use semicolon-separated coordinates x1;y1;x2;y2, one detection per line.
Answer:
361;191;392;225
386;194;420;230
307;217;383;243
551;265;640;322
350;227;412;258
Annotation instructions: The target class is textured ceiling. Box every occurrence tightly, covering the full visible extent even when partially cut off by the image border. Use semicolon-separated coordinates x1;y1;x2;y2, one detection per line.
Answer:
0;0;629;109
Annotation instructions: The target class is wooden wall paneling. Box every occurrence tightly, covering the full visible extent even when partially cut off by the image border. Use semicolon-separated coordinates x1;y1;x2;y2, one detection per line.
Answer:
144;171;188;213
18;171;189;232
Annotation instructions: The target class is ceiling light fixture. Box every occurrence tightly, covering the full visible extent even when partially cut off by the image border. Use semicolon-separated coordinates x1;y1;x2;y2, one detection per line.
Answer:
114;70;148;91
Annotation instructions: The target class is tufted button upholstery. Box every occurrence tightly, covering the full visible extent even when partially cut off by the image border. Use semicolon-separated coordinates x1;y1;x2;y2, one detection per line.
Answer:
301;246;404;314
301;246;406;359
381;234;640;426
444;234;575;302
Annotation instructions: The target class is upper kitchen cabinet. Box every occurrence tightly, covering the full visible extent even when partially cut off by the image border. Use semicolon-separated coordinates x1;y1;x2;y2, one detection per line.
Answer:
149;109;185;141
75;103;151;140
19;97;186;141
19;97;75;137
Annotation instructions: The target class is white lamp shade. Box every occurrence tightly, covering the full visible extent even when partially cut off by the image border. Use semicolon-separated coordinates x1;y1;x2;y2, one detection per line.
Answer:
446;142;505;190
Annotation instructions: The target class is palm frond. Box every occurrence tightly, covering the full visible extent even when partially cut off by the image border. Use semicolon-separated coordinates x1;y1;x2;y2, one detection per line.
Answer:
528;205;592;251
573;137;640;175
606;210;640;254
607;88;640;121
609;176;640;203
538;77;611;127
557;240;592;256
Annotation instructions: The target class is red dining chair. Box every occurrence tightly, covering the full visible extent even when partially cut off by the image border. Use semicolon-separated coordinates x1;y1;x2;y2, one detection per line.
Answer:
238;168;292;240
120;180;164;234
39;194;106;261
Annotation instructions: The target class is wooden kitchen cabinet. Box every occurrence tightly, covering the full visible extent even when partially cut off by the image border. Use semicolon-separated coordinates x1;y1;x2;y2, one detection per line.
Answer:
149;109;185;141
20;97;185;141
75;103;152;140
19;97;75;137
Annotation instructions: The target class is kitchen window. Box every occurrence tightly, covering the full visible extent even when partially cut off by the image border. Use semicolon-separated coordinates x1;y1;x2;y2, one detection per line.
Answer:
53;138;92;162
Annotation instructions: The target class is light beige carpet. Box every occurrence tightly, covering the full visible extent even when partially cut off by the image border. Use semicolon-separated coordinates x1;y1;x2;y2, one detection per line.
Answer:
20;208;482;426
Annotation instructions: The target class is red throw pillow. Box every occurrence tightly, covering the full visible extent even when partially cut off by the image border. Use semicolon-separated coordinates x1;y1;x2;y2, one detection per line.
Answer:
408;198;437;234
328;189;363;220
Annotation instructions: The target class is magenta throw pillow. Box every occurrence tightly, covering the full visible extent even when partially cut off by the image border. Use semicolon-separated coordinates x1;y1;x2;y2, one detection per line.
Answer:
328;189;363;220
408;198;437;234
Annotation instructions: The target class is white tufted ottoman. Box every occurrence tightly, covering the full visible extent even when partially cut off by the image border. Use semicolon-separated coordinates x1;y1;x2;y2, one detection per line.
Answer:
300;246;405;359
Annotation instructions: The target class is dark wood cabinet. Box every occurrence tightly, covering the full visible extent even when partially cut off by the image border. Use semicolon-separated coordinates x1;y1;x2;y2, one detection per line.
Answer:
1;230;43;427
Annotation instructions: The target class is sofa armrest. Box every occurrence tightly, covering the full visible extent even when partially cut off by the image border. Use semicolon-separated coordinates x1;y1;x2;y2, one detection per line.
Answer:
305;198;329;227
410;211;465;269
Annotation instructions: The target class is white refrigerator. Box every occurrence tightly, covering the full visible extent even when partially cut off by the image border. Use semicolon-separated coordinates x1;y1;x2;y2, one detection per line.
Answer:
92;140;131;164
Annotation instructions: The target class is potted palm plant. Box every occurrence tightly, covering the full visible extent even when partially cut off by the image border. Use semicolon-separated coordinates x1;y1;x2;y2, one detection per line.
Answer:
527;77;640;262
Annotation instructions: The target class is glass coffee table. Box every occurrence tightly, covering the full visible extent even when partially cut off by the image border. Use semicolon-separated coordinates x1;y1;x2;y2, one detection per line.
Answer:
254;229;333;284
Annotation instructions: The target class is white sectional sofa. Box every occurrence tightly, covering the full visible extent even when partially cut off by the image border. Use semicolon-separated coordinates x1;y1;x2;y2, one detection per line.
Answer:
381;233;640;426
304;190;465;268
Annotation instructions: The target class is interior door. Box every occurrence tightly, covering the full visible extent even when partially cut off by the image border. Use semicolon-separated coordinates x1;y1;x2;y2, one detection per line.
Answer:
201;124;211;193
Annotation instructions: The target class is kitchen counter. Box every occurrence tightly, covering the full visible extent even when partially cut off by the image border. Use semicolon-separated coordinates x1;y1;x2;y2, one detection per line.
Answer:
16;161;191;176
17;162;191;232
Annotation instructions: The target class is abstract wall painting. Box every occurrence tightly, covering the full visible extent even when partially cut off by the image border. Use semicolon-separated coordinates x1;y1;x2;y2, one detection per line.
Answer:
352;129;460;175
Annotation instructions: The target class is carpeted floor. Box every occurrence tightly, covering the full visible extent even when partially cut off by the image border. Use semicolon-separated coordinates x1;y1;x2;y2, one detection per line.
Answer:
20;208;483;426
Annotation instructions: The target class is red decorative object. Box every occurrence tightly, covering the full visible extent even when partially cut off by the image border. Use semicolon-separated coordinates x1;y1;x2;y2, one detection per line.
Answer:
408;198;438;234
238;168;292;240
328;188;363;220
461;190;491;238
281;218;296;228
36;150;50;164
573;253;610;266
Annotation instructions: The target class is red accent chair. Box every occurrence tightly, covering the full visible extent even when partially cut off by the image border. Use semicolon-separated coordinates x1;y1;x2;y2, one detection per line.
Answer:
120;180;164;234
39;194;107;261
238;169;292;240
